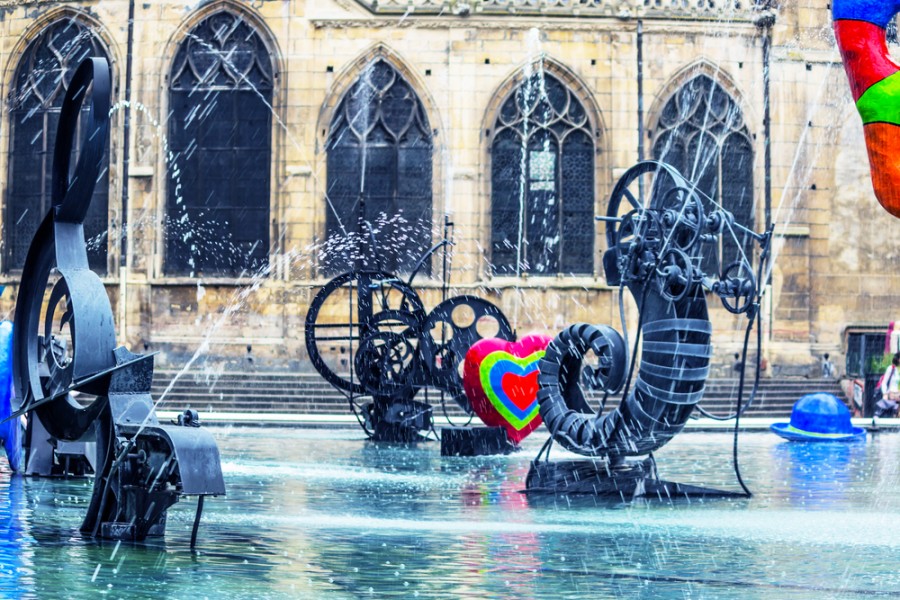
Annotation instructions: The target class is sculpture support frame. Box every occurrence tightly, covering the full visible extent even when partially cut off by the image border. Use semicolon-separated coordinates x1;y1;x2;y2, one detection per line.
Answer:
305;219;517;444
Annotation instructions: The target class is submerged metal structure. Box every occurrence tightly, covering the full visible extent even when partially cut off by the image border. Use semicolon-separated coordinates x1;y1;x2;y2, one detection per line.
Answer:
8;58;224;541
528;161;770;497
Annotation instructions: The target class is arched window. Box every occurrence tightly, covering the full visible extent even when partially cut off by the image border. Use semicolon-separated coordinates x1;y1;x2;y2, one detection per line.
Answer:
490;71;595;276
652;74;754;273
166;11;273;277
324;59;433;275
5;19;110;273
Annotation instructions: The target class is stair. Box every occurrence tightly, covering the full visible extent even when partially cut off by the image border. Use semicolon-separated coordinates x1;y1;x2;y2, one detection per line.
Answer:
150;370;847;420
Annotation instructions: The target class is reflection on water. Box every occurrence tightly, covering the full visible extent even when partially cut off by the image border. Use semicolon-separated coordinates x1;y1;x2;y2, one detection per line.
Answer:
2;429;900;599
770;440;868;508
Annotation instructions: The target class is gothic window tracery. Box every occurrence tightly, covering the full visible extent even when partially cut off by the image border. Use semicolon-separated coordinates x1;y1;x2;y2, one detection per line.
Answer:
166;11;273;276
490;71;595;276
5;19;110;273
652;74;754;273
324;59;433;275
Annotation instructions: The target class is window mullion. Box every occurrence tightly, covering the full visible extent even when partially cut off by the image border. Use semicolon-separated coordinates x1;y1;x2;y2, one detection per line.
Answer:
556;140;563;274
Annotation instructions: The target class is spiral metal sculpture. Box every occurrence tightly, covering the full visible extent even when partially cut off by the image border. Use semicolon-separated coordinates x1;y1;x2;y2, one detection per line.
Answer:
8;58;224;541
529;161;769;495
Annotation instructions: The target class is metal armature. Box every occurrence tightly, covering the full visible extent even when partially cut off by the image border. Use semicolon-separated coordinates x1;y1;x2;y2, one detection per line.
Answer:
305;219;515;442
529;161;770;495
8;58;225;541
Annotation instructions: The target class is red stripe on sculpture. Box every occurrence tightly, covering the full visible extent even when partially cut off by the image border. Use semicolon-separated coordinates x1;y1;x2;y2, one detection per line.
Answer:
834;4;900;217
834;20;899;101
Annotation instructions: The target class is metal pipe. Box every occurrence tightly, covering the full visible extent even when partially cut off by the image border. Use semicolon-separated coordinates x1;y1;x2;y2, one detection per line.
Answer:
637;20;645;162
762;18;772;235
117;0;136;344
760;13;774;342
121;0;135;267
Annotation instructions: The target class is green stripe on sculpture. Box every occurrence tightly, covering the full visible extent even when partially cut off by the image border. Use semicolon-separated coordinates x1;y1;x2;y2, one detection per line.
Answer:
857;71;900;125
782;425;856;439
479;351;543;431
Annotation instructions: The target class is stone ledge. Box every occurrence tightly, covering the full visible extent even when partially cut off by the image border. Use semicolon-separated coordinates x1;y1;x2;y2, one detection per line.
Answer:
349;0;771;22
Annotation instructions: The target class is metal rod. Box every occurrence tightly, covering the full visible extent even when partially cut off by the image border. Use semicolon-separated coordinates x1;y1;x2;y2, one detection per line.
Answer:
731;220;766;242
405;240;451;289
762;19;772;235
439;216;452;412
637;19;645;163
118;0;136;344
190;495;205;549
441;214;451;303
121;0;135;268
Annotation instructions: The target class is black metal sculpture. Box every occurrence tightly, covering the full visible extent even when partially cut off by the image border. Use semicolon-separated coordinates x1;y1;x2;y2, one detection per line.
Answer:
528;161;771;497
7;58;225;541
306;216;515;442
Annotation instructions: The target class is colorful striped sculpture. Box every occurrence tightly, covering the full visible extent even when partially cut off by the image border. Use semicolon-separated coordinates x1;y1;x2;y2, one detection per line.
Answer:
463;334;553;444
833;1;900;217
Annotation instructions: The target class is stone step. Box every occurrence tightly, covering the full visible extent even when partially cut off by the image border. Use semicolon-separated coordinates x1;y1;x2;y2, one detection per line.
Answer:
150;375;846;387
148;372;847;421
159;398;791;416
148;386;838;401
154;371;843;387
150;383;845;403
146;396;812;413
168;405;796;419
153;380;839;392
150;386;340;396
156;390;781;401
148;382;842;395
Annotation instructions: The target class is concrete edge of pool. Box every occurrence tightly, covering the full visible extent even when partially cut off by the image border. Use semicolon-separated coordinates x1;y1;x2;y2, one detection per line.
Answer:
153;411;900;432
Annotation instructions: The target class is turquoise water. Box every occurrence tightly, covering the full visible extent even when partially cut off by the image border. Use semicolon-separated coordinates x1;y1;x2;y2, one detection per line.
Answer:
2;427;899;599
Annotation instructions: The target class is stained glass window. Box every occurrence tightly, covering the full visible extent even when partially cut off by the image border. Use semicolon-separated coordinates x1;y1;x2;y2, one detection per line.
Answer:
5;19;110;273
324;59;434;275
166;11;273;277
652;75;754;274
490;71;595;276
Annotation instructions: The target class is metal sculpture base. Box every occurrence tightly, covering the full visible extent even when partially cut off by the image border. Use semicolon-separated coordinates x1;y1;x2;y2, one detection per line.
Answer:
80;348;226;541
24;416;96;477
524;457;743;499
366;398;433;443
440;426;515;456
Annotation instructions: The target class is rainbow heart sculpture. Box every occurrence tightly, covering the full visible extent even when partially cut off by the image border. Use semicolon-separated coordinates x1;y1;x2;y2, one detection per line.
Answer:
463;334;553;445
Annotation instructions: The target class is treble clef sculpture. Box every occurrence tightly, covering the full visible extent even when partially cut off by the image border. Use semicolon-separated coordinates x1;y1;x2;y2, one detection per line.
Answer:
529;161;770;496
8;58;225;542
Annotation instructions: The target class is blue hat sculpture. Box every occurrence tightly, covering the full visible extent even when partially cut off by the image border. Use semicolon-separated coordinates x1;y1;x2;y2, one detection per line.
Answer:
770;393;866;442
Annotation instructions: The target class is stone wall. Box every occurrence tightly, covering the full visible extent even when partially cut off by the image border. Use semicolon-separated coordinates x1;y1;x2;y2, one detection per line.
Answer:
0;0;895;377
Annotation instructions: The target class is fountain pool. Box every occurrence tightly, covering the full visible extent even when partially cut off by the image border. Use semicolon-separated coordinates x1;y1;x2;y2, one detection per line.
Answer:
2;428;899;599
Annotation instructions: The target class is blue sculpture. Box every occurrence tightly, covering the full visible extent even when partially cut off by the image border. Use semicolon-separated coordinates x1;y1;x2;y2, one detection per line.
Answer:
0;321;22;472
771;393;866;442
